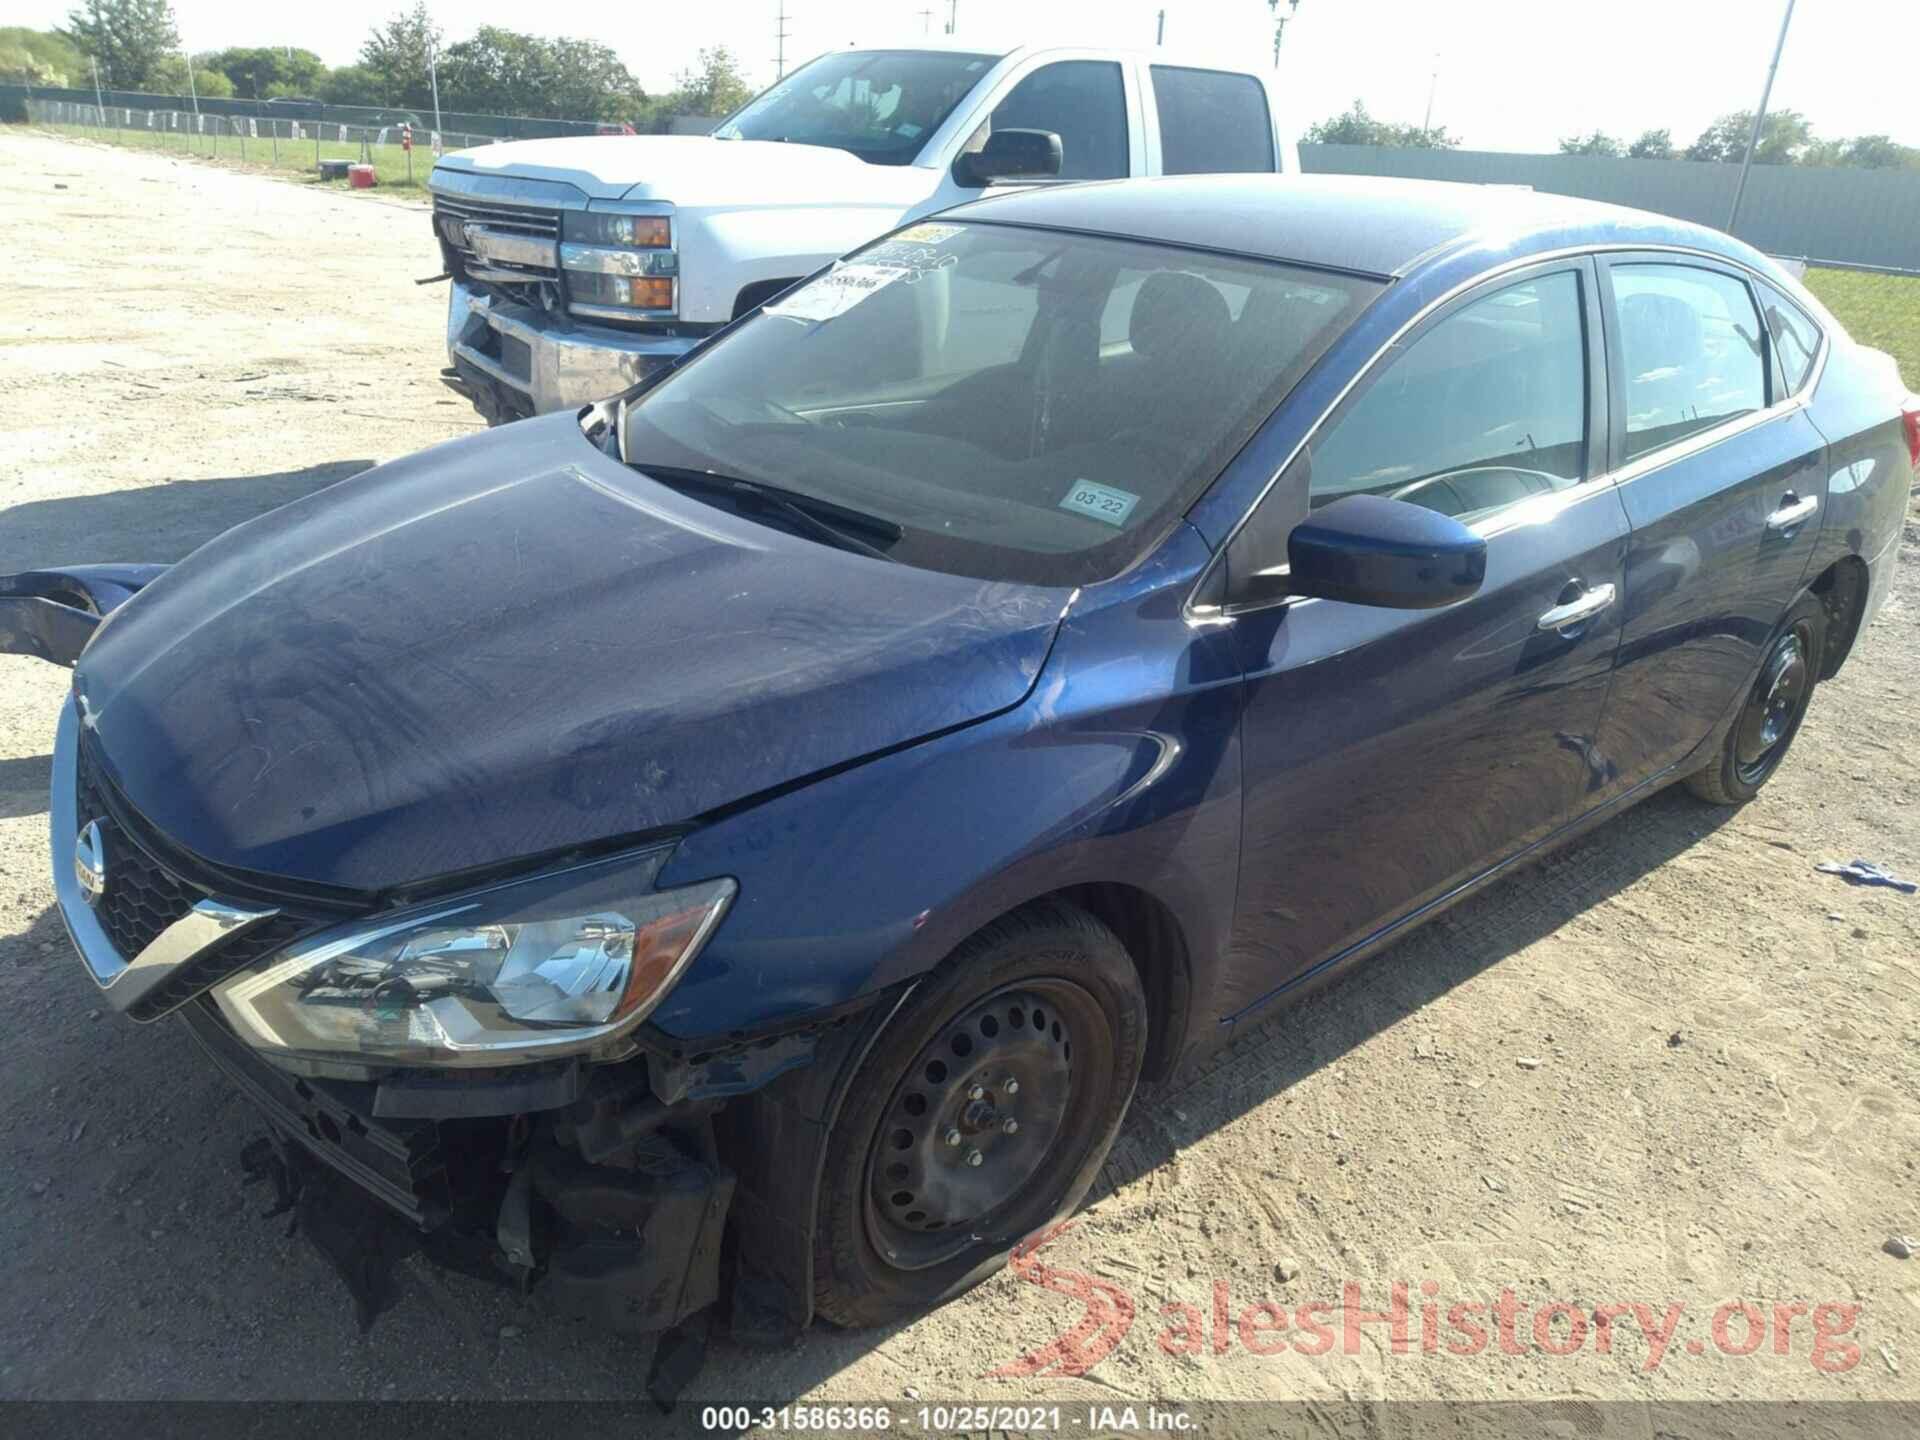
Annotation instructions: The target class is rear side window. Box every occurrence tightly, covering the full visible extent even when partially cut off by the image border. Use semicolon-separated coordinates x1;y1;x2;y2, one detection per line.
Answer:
1306;271;1590;521
1151;66;1276;175
1610;264;1767;461
989;60;1129;180
1756;281;1822;396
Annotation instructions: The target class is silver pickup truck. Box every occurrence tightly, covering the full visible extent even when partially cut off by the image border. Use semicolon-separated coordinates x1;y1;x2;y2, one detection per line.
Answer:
429;41;1299;423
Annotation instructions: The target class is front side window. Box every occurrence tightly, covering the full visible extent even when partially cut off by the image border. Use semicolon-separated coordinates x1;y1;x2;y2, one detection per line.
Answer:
1611;264;1767;461
984;60;1129;180
713;50;997;165
619;222;1381;584
1756;281;1822;396
1306;271;1590;520
1150;66;1276;175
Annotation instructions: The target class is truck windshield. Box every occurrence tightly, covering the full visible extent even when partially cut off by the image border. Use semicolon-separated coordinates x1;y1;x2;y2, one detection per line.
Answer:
619;221;1382;586
711;50;999;165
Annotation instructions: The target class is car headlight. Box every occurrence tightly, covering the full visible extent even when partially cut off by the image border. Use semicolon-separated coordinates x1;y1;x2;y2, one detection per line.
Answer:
562;204;677;315
212;847;732;1068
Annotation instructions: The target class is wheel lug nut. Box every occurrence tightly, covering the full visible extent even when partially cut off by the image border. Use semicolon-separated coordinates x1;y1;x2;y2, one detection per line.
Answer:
967;1085;986;1101
944;1128;962;1147
966;1149;984;1167
1002;1118;1019;1135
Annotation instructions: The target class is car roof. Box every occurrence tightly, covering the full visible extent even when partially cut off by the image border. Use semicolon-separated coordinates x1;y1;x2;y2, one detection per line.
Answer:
941;173;1746;280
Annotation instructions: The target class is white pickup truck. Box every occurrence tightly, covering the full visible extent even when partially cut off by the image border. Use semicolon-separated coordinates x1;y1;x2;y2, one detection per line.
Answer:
428;42;1299;422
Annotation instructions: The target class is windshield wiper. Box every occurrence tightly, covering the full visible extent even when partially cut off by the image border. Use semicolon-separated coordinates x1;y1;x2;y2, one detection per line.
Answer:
635;464;902;562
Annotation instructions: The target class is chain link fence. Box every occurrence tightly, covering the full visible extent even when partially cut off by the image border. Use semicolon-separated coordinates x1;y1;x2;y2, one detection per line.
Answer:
26;97;506;188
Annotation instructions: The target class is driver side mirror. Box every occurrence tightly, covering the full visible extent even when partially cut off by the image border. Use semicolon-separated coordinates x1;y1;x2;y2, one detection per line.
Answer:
954;128;1063;187
1227;494;1487;611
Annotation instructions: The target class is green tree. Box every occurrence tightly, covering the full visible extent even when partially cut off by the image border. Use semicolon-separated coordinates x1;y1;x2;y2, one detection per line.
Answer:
0;27;85;85
1303;99;1457;149
58;0;178;87
434;28;646;121
1685;109;1811;164
1559;130;1621;157
361;1;441;110
319;63;387;107
664;45;753;119
206;45;326;99
148;52;233;97
1627;127;1674;159
1836;134;1916;169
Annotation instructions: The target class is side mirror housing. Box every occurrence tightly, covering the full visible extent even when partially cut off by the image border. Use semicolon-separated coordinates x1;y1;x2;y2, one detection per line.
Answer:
954;128;1063;187
1283;494;1487;609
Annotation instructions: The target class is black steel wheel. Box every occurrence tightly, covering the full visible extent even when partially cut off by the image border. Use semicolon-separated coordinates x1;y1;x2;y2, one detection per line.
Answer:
1687;591;1826;805
813;901;1146;1328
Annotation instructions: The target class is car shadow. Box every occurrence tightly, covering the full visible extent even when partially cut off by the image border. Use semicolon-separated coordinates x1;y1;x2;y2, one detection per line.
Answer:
0;461;376;574
0;773;1741;1402
0;753;53;821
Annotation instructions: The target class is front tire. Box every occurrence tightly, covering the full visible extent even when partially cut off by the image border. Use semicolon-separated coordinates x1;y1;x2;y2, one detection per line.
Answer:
812;901;1146;1329
1685;590;1826;805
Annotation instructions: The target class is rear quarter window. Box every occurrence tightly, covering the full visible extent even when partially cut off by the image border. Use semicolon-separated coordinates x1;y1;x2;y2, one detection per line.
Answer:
1150;66;1276;175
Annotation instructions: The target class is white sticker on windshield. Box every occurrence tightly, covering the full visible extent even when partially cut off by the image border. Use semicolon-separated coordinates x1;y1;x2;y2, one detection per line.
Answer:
764;261;909;324
1059;480;1139;527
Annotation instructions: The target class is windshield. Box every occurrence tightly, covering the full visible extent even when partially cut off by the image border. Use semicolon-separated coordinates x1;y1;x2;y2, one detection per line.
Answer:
712;49;998;164
619;222;1383;585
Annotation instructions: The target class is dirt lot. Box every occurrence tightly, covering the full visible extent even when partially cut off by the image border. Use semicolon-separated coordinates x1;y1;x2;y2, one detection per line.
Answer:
1;129;1917;1415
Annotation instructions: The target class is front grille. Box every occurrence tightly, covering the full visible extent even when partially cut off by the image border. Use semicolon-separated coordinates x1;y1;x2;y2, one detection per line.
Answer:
433;195;562;281
74;740;324;1018
75;741;197;961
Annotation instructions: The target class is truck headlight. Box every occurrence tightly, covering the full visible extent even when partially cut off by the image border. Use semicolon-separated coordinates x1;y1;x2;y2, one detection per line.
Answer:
211;848;732;1068
562;205;676;316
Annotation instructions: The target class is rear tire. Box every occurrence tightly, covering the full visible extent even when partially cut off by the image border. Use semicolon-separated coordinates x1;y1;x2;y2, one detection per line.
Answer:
812;901;1145;1329
1685;591;1826;805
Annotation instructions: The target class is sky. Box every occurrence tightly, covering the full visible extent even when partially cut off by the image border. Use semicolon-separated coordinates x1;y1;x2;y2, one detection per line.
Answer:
21;0;1920;154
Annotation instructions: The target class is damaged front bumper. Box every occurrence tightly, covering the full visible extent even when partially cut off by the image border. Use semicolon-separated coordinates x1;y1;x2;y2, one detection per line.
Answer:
185;992;735;1335
444;277;692;422
0;565;165;667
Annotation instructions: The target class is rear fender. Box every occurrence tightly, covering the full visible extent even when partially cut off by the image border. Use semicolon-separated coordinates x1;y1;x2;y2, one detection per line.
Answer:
0;565;167;667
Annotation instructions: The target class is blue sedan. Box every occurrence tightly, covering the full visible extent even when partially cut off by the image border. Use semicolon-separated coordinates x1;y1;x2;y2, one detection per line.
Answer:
3;175;1912;1344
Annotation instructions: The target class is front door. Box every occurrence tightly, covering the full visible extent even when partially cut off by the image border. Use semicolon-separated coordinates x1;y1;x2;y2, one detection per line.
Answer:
1222;258;1631;1020
1589;255;1827;790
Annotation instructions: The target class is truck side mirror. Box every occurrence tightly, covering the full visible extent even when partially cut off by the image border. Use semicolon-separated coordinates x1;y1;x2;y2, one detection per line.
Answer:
955;128;1064;187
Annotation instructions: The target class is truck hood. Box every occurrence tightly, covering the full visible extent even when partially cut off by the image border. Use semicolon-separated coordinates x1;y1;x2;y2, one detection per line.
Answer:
435;135;936;207
73;414;1069;894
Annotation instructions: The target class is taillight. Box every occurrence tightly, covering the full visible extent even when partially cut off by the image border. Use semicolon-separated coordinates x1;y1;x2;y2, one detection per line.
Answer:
1904;398;1920;474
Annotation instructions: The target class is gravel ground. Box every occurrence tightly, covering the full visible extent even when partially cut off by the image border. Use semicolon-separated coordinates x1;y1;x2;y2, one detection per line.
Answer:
1;130;1916;1413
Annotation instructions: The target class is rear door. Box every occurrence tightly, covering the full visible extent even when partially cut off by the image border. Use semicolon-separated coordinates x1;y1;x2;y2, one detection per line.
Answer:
1590;254;1827;792
1222;257;1630;1018
1143;64;1280;176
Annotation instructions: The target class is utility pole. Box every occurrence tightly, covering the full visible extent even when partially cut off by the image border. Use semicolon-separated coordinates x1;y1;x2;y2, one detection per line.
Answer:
1268;0;1302;68
429;41;444;147
89;56;105;120
946;0;958;36
1422;60;1438;133
917;7;933;34
1156;9;1166;45
1728;0;1796;235
774;2;792;78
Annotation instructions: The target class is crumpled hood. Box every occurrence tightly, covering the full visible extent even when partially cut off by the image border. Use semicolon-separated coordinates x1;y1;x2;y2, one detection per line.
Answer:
75;414;1068;893
436;135;934;208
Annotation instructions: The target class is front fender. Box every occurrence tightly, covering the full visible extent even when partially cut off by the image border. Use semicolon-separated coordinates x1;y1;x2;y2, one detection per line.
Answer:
0;565;167;667
650;527;1246;1068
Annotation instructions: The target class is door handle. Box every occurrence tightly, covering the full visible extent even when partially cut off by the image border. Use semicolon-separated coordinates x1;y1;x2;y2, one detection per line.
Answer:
1537;582;1616;633
1766;493;1819;532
